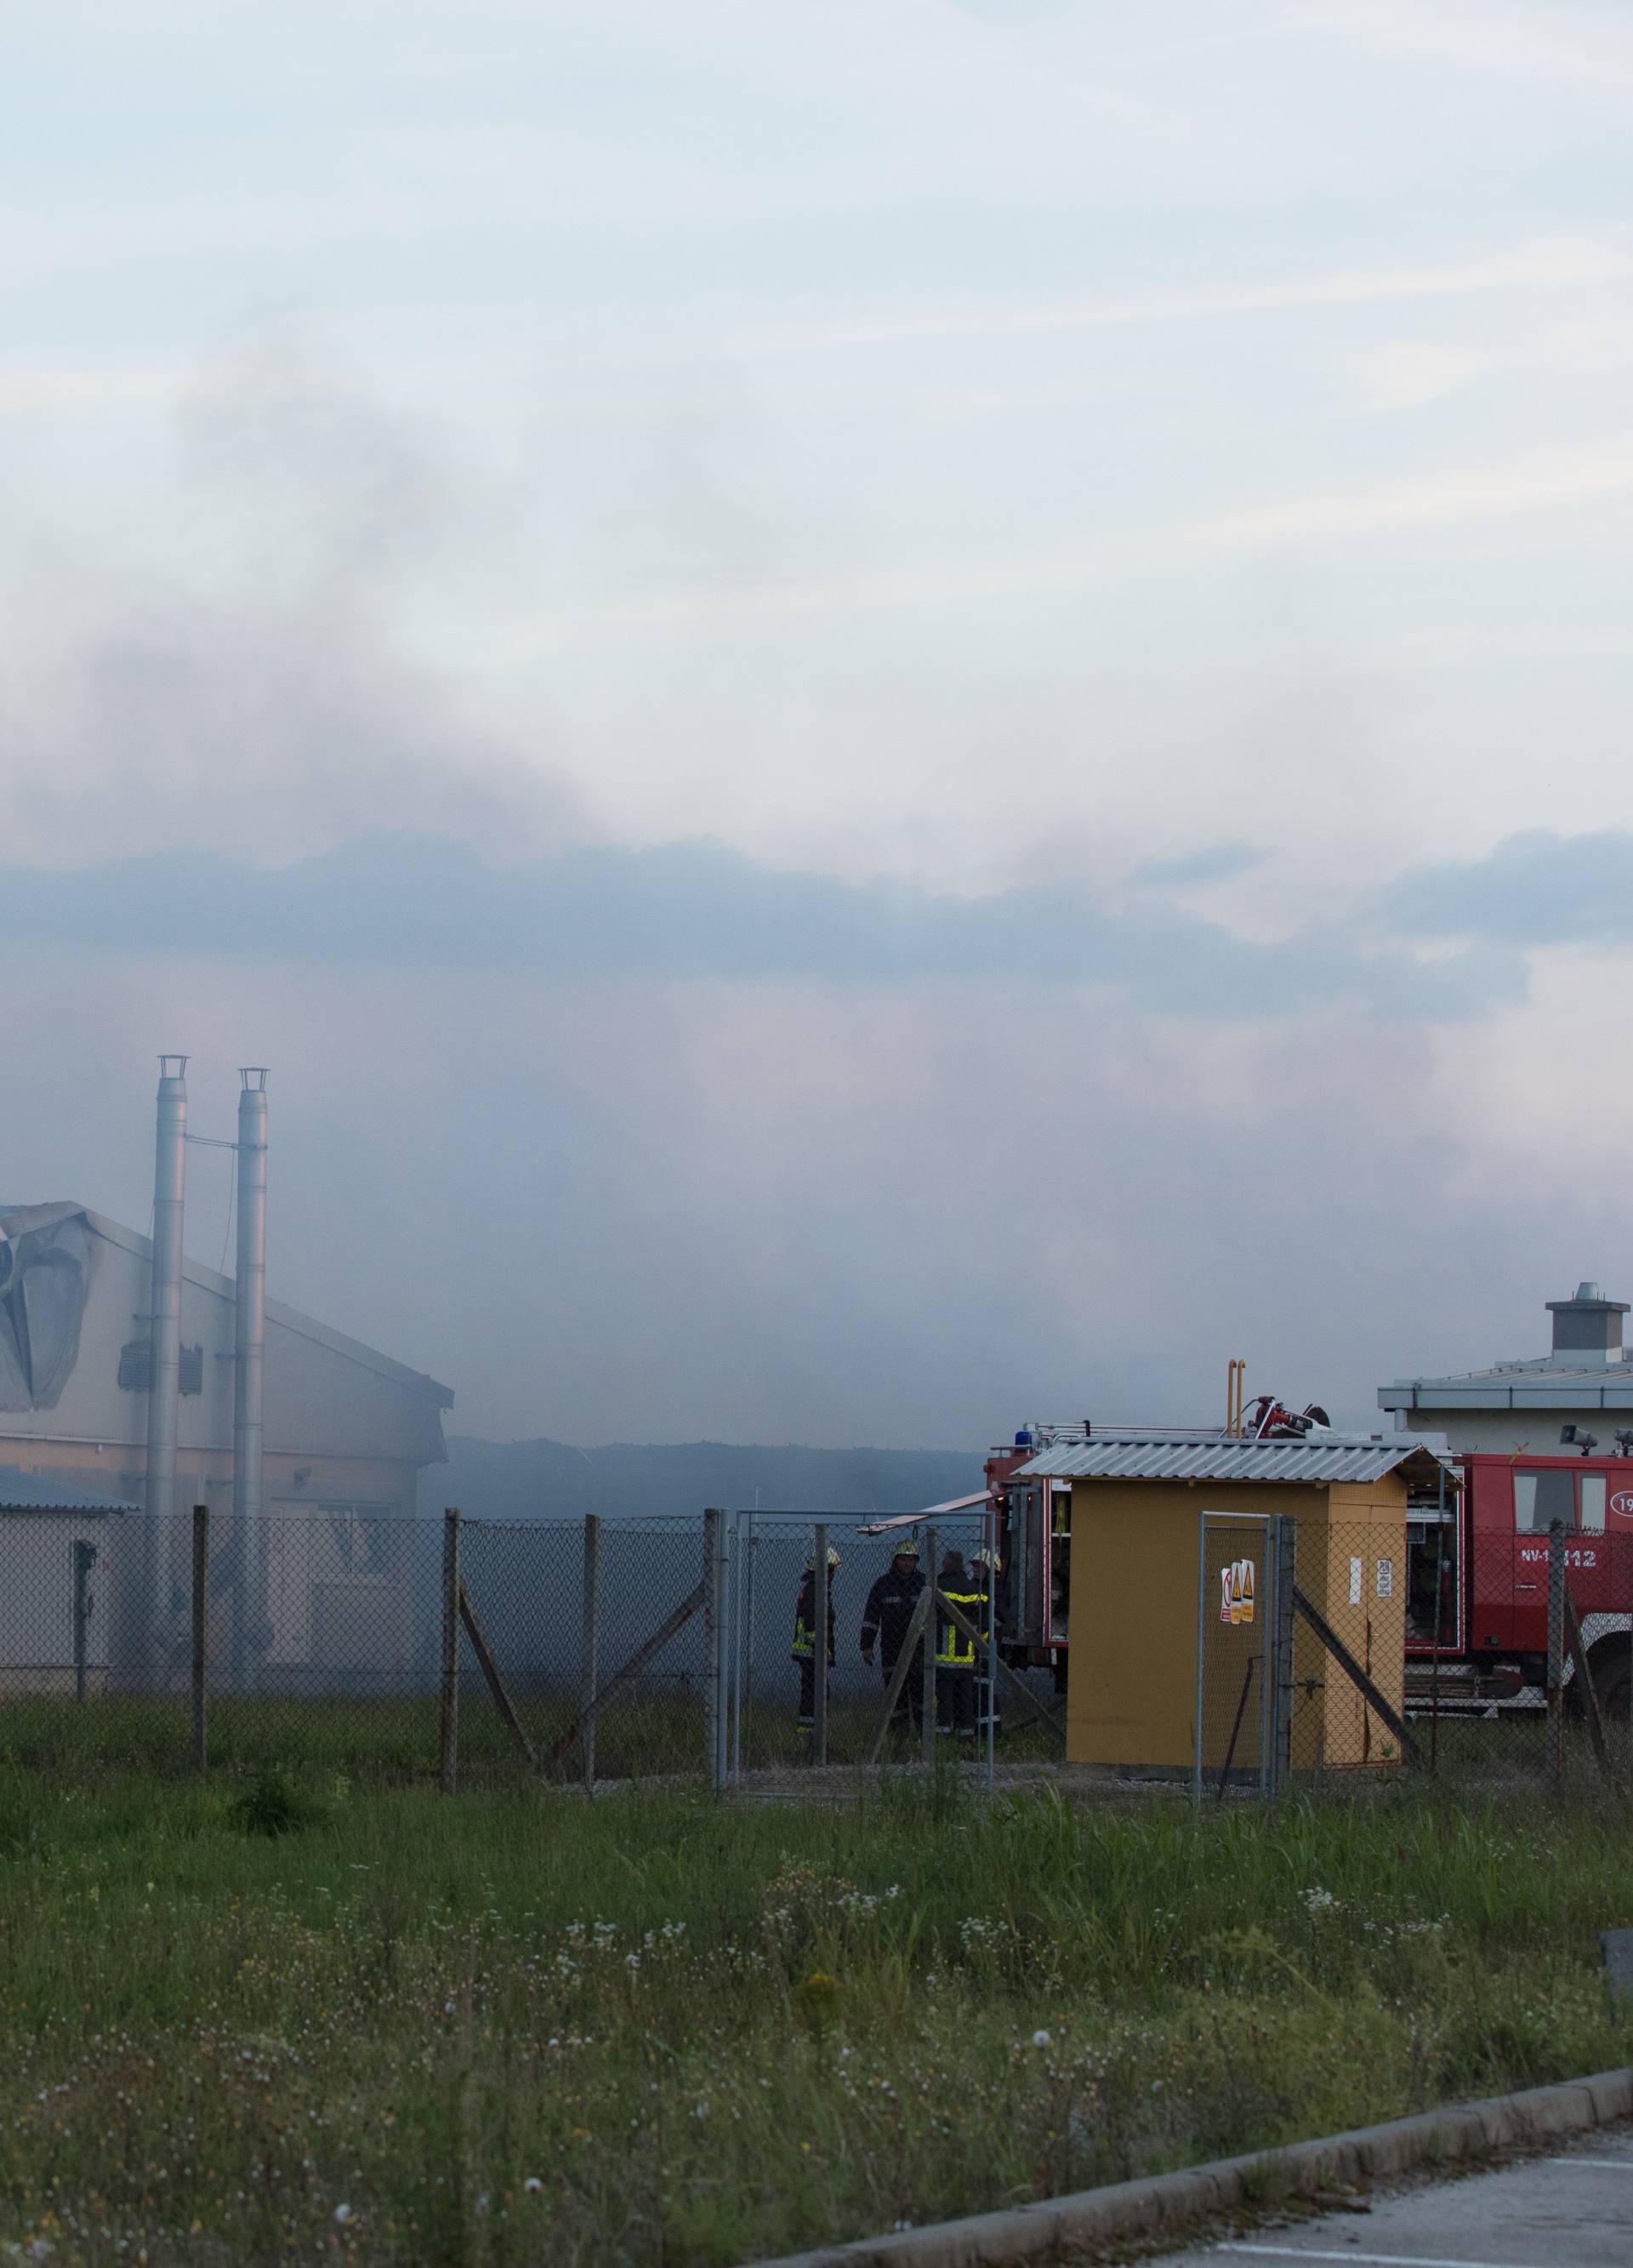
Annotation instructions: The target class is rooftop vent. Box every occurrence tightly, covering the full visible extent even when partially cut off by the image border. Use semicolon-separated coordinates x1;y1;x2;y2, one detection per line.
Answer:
1545;1283;1629;1363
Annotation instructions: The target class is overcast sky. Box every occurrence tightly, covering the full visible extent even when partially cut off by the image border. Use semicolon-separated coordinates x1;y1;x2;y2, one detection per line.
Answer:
5;0;1633;1446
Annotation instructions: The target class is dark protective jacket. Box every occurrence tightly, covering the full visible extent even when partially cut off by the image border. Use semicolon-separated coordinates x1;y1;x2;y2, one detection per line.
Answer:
860;1564;925;1666
792;1570;836;1663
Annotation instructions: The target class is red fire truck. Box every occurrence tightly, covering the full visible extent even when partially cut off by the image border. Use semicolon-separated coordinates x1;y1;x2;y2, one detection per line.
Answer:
983;1417;1633;1718
982;1424;1077;1693
1405;1444;1633;1718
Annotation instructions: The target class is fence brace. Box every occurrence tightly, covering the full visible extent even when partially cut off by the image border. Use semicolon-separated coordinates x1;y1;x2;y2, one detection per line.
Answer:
548;1581;706;1767
1290;1582;1425;1769
458;1579;537;1771
929;1587;1067;1747
1564;1585;1614;1786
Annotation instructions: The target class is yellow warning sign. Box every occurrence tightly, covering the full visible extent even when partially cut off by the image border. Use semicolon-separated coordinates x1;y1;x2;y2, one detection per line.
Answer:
1219;1558;1256;1627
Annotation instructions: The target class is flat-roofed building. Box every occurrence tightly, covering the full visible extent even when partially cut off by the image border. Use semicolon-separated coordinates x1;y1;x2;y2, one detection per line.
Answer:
1380;1282;1633;1455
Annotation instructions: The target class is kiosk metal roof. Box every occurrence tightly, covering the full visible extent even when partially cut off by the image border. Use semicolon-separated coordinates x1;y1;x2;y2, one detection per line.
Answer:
1014;1432;1449;1486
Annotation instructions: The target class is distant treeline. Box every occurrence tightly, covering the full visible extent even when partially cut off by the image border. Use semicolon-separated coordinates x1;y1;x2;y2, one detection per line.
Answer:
428;1436;981;1524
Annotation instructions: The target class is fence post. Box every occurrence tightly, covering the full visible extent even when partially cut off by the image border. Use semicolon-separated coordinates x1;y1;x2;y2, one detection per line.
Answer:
922;1524;937;1763
1547;1519;1566;1784
719;1513;732;1790
742;1513;756;1775
1271;1515;1296;1797
1193;1512;1208;1809
73;1541;95;1704
812;1523;829;1768
191;1503;208;1775
703;1508;724;1794
440;1507;461;1796
581;1513;600;1796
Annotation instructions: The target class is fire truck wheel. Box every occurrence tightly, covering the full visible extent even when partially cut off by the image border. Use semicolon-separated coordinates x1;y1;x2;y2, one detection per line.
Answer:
1582;1642;1632;1724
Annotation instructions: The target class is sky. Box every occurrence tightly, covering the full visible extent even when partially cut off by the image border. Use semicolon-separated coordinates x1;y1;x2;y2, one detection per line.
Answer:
4;0;1633;1446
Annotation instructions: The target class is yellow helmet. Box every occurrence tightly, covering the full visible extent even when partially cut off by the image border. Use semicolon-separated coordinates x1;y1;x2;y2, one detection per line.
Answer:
805;1546;841;1570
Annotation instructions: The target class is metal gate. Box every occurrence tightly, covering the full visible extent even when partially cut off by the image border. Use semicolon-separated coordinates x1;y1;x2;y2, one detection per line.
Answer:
1194;1512;1294;1804
723;1508;999;1796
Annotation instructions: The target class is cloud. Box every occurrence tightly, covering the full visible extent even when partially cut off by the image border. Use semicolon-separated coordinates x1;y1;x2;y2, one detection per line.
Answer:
1382;829;1633;949
1131;843;1267;889
1293;1;1633;111
594;235;1633;373
0;831;1520;1023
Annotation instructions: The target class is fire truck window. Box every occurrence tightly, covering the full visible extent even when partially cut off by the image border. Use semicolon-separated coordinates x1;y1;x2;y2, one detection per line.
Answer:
1579;1474;1607;1534
1513;1469;1575;1532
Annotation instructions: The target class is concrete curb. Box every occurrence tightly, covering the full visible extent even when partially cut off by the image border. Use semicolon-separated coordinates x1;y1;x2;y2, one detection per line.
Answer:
757;2067;1632;2268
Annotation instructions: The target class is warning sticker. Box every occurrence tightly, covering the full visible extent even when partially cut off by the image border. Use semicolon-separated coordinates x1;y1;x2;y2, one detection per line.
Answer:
1220;1558;1256;1627
1376;1558;1394;1600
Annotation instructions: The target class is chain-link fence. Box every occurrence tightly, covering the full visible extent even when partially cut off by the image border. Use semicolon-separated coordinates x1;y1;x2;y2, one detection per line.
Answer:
0;1502;1067;1794
1186;1510;1633;1801
725;1511;1011;1795
9;1498;1630;1800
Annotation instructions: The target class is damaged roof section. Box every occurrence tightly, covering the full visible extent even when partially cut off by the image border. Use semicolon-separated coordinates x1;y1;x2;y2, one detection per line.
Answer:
0;1205;97;1414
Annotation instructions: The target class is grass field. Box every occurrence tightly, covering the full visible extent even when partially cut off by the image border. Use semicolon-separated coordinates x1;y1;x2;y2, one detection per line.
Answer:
0;1689;1062;1789
1;1767;1630;2266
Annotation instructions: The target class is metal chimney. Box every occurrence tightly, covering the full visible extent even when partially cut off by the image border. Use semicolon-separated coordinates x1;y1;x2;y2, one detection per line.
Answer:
133;1053;188;1674
235;1069;269;1669
145;1056;188;1530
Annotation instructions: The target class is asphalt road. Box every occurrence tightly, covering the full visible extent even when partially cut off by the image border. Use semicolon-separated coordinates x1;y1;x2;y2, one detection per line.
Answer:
1156;2124;1633;2268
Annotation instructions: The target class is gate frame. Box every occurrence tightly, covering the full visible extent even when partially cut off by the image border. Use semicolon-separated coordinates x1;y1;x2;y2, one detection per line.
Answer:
1194;1510;1289;1808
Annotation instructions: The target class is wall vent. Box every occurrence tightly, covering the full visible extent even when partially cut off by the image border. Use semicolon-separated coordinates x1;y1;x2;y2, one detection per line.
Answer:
119;1342;205;1395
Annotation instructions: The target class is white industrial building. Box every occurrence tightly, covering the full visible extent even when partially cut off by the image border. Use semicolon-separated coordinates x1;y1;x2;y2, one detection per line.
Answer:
0;1171;452;1690
1380;1282;1633;1455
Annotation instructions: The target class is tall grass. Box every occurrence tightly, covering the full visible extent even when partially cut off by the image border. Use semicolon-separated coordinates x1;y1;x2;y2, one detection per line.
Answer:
0;1772;1628;2264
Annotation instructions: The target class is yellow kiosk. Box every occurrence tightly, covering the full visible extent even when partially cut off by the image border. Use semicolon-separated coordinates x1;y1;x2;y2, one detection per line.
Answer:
1013;1430;1452;1779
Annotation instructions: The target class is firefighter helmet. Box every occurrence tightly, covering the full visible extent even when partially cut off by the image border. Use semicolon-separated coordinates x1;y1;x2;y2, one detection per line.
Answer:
890;1536;921;1559
970;1545;1001;1571
805;1546;841;1570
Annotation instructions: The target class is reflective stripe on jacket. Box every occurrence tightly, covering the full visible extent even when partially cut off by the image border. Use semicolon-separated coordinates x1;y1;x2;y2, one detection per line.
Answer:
936;1584;980;1667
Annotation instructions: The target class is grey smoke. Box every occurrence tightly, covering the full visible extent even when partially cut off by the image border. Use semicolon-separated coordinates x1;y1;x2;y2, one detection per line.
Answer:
0;830;1521;1022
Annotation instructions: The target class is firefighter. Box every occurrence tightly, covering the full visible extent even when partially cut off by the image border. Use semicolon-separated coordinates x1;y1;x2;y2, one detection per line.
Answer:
859;1540;926;1728
792;1546;839;1728
969;1543;1002;1737
935;1547;981;1738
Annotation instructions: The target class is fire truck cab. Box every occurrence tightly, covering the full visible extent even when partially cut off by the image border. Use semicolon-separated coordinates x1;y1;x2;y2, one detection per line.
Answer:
1423;1448;1633;1717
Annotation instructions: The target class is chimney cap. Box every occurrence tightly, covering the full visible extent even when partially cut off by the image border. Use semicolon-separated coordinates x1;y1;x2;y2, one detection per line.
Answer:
1545;1285;1629;1314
